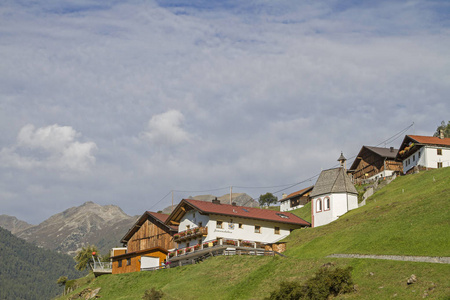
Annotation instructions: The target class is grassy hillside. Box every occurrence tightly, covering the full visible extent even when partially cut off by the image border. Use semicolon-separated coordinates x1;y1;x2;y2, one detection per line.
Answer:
59;168;450;300
285;167;450;258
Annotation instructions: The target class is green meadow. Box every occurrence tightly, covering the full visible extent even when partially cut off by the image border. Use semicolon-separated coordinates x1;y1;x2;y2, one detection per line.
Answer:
58;167;450;299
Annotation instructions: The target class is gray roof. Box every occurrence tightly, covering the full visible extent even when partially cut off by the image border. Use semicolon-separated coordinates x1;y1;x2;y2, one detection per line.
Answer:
310;167;358;197
364;146;398;159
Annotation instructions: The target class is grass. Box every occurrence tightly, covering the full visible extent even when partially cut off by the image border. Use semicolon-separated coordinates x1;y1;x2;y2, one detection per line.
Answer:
284;167;450;258
58;168;450;300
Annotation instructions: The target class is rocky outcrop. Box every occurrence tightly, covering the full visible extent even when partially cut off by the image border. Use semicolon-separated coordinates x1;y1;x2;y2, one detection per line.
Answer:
7;202;138;255
0;215;33;234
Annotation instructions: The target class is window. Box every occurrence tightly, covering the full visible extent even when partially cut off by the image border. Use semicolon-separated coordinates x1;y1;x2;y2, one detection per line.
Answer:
316;199;322;212
255;225;261;233
437;162;443;168
238;223;243;229
216;221;223;229
413;155;415;162
126;258;131;266
324;197;330;211
437;149;442;155
186;242;190;247
274;227;280;234
276;213;289;219
118;260;122;268
198;222;202;228
418;152;421;158
186;225;190;229
193;212;196;218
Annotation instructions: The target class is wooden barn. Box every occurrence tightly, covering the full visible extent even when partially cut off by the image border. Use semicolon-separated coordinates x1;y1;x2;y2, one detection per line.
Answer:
111;211;177;274
349;146;403;182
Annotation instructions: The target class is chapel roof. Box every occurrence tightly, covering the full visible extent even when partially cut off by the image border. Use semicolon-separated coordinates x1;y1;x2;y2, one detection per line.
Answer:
310;167;358;197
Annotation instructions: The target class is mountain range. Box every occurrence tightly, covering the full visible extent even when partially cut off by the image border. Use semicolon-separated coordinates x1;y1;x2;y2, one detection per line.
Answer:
0;193;259;255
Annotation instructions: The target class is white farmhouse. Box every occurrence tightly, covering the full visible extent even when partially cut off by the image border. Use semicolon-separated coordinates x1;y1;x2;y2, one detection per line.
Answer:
397;133;450;174
310;154;358;227
279;186;314;212
165;198;310;251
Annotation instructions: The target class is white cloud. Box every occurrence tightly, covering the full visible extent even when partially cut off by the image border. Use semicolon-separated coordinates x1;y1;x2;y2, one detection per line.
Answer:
140;110;191;146
0;124;97;172
0;0;449;223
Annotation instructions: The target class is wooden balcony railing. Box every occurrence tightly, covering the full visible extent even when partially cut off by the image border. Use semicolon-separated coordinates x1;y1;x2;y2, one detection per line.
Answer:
173;226;208;242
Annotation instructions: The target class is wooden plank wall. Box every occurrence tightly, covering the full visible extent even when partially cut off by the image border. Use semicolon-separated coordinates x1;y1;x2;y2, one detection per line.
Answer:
127;219;176;253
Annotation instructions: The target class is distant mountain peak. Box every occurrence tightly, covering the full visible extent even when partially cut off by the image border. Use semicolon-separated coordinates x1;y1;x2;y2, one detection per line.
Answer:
7;202;138;255
0;215;33;234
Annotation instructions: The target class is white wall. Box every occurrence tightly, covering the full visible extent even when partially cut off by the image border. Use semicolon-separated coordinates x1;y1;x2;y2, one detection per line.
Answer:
179;210;210;231
312;193;358;227
280;200;303;212
368;170;395;181
177;210;299;248
140;256;159;269
403;146;450;174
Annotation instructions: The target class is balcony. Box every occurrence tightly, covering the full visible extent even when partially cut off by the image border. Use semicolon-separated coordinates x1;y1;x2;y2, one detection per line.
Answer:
173;226;208;243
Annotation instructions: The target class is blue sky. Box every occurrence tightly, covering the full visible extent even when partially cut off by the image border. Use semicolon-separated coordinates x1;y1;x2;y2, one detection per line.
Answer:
0;0;449;223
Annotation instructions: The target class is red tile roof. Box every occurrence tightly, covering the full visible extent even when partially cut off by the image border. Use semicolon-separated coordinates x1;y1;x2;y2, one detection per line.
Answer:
408;135;450;146
181;199;310;226
281;186;314;201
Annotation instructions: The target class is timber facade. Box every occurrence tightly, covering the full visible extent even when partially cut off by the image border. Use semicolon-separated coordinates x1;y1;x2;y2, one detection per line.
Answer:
111;211;177;274
349;146;402;182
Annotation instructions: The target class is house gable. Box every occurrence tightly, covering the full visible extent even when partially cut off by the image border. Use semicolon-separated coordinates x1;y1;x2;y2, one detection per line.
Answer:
350;146;402;180
121;211;177;253
397;135;450;174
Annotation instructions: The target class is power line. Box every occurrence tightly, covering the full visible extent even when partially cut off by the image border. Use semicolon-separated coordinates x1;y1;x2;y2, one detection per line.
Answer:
151;122;415;208
173;187;229;193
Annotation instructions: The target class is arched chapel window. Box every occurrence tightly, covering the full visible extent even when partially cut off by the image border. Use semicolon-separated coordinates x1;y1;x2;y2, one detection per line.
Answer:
316;199;322;212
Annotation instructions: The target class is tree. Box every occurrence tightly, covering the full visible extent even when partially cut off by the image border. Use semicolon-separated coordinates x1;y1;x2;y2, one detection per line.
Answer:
259;192;278;207
56;276;68;287
74;245;98;271
433;120;450;138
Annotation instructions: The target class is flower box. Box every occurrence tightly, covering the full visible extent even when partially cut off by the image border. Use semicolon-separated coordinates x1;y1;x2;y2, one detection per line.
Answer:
194;244;201;250
241;241;253;247
186;229;193;235
225;239;236;246
202;243;209;248
169;252;175;258
176;249;183;255
185;247;193;253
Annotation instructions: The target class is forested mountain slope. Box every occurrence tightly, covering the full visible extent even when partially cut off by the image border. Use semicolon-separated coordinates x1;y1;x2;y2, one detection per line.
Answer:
0;227;85;300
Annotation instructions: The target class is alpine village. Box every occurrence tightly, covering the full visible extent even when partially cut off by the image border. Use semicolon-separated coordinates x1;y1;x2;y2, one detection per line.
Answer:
1;125;450;300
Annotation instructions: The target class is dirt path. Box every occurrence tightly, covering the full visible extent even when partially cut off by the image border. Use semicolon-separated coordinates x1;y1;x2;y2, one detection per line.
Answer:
327;254;450;264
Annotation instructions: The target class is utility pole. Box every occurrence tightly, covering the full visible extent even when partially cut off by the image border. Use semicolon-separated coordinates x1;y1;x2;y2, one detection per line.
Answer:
230;186;232;204
171;190;174;212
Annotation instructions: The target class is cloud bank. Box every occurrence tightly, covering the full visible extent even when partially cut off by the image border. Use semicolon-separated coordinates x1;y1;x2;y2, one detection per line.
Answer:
0;0;449;223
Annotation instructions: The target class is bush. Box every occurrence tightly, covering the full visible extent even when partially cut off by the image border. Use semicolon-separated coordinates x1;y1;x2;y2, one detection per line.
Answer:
266;266;354;300
142;287;164;300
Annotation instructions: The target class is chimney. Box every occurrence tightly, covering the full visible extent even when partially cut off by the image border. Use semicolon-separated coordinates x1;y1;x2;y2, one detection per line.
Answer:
212;197;221;205
232;202;237;206
390;147;394;152
439;129;444;139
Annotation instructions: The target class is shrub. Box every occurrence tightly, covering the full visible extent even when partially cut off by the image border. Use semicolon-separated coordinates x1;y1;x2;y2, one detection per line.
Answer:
266;266;354;300
142;287;164;300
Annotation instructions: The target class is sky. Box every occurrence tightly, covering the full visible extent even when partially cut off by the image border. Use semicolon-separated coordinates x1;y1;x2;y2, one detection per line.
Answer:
1;0;449;224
